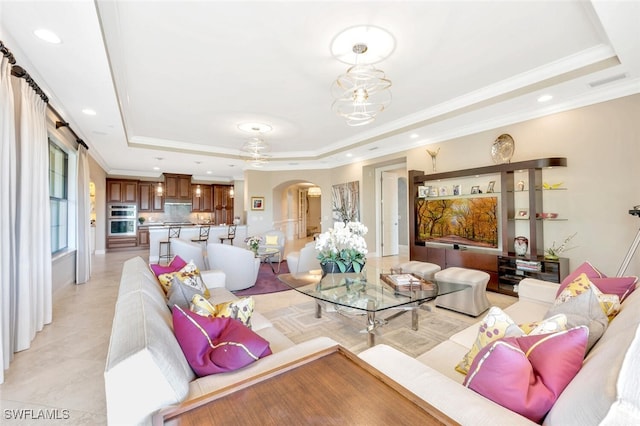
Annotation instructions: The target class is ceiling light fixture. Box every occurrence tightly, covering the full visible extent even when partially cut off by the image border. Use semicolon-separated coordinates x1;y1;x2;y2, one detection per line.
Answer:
308;186;322;197
82;108;96;116
33;28;61;44
537;94;553;103
330;26;394;126
238;123;272;167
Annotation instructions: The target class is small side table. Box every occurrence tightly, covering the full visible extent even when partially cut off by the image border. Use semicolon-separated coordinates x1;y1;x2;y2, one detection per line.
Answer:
256;247;281;273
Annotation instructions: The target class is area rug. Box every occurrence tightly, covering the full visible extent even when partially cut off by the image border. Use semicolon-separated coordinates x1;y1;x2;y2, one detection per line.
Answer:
263;300;479;357
233;262;291;296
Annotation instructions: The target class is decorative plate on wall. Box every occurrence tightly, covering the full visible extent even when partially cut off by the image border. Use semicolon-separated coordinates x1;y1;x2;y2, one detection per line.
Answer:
491;134;515;164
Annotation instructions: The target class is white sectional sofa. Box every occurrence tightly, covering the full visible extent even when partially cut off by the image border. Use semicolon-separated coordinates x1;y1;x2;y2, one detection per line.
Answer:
359;277;640;425
104;256;337;425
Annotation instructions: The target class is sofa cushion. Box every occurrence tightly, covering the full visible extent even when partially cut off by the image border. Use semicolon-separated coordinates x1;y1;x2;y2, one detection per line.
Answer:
546;285;640;424
464;326;588;423
559;262;637;302
190;293;255;328
167;267;209;310
456;306;566;375
545;275;608;352
172;305;272;377
150;255;187;278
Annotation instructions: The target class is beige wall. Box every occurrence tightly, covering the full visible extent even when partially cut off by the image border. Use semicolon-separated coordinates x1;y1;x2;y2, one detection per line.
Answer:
247;94;640;276
88;155;107;254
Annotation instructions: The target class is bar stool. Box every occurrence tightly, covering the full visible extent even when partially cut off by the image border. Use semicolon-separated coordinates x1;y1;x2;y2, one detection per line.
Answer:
218;224;237;245
191;225;211;248
158;226;181;265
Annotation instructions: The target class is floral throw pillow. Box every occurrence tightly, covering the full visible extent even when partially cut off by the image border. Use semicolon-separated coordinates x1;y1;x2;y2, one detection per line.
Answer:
190;294;255;328
159;260;209;297
456;307;567;375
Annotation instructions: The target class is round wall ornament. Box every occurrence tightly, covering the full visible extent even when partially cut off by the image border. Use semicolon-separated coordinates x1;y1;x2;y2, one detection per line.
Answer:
491;133;515;164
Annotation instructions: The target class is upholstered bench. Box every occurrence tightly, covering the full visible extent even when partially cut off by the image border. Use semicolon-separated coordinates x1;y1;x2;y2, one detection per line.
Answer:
434;267;490;317
393;261;441;280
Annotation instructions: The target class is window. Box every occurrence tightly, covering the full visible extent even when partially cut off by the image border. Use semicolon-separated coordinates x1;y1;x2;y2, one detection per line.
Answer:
49;140;68;253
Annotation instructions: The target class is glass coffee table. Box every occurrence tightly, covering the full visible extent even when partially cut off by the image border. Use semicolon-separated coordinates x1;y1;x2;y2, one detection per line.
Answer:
278;271;468;346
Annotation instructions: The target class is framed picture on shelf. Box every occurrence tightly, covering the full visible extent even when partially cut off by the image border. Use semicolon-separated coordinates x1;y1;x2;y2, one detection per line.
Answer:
439;186;448;196
418;185;428;198
470;185;480;194
516;208;529;219
251;196;265;211
429;187;438;197
487;181;495;193
452;184;461;196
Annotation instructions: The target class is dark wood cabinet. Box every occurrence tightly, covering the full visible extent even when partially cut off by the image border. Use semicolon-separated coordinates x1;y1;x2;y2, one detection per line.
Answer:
192;184;213;212
106;236;138;249
410;158;568;297
138;183;164;212
164;174;192;200
138;228;150;247
213;185;234;225
107;179;138;203
497;255;568;294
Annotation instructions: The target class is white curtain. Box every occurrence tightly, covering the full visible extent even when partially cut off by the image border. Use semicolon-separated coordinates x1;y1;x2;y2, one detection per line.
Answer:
76;145;91;283
11;73;52;356
0;56;18;384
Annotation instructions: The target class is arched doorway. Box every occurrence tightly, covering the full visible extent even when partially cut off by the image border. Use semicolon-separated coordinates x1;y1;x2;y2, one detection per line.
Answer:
271;180;322;243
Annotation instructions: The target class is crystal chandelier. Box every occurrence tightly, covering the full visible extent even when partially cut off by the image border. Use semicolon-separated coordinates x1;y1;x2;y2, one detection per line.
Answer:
331;43;392;126
330;26;395;126
238;122;272;167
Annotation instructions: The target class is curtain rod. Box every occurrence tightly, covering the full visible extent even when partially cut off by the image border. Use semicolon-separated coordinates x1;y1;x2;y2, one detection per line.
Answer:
1;39;88;151
0;40;16;64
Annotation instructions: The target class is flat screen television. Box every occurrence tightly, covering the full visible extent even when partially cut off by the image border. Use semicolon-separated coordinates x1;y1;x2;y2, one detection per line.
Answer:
415;196;498;248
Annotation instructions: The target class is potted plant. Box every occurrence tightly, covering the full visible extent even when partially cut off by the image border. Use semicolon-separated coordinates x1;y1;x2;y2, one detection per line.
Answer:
138;216;146;225
315;221;368;273
544;232;577;260
244;235;262;255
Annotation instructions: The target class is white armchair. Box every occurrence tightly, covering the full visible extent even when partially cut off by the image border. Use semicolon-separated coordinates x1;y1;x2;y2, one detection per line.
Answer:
170;238;225;288
286;241;320;274
259;230;285;259
170;238;208;271
206;243;260;291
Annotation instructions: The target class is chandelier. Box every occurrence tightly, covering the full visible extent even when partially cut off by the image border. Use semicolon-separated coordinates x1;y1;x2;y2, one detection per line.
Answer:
238;122;272;167
307;186;322;197
330;26;395;126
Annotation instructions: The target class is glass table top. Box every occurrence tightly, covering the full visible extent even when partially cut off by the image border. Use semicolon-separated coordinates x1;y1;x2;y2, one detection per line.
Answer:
278;270;468;313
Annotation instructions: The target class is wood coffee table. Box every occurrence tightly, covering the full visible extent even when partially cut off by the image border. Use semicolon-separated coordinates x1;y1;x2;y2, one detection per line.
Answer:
153;345;457;425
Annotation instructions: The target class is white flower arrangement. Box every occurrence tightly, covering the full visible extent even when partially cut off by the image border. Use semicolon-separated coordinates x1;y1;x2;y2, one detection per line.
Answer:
244;235;262;251
315;221;368;273
545;232;577;259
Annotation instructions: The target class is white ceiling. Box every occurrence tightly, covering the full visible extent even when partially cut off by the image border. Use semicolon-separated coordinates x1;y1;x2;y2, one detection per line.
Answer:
1;1;639;182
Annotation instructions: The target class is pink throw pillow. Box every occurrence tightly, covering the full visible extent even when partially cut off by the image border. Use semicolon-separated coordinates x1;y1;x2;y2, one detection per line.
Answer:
172;305;272;377
590;277;638;302
557;261;606;296
149;255;187;277
464;326;588;423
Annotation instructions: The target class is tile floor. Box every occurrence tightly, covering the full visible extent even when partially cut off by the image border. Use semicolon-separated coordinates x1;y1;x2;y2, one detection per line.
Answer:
0;240;515;425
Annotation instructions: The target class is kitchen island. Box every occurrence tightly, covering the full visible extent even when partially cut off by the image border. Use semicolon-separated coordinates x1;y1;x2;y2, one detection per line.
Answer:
147;224;248;263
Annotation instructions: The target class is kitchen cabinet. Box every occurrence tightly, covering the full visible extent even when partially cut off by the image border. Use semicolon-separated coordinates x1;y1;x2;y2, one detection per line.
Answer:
139;182;164;212
107;179;138;203
192;184;213;212
138;228;150;248
164;174;192;200
213;185;234;225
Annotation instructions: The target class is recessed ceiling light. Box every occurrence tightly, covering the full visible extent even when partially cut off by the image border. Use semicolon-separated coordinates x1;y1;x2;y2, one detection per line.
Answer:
82;108;96;116
33;29;61;44
537;94;553;103
206;171;212;174
238;122;272;133
346;153;353;158
410;133;419;139
153;166;160;171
